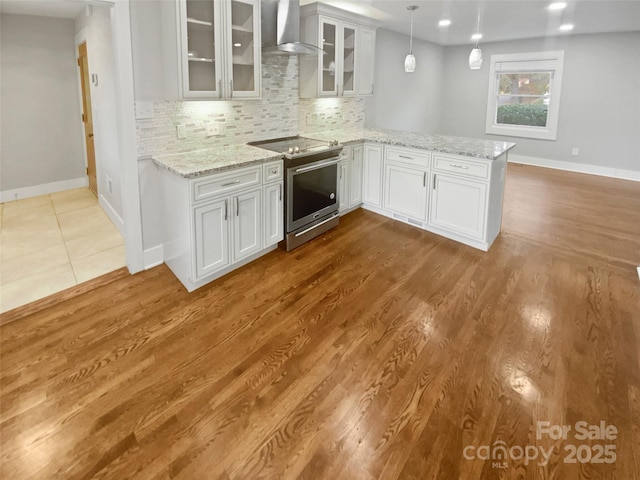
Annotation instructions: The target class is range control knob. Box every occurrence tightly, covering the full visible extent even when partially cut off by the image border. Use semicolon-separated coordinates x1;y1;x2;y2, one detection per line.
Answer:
288;147;294;154
294;146;300;153
330;140;339;146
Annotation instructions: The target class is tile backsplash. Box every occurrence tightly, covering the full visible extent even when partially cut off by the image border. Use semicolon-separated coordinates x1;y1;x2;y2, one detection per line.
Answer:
136;55;366;157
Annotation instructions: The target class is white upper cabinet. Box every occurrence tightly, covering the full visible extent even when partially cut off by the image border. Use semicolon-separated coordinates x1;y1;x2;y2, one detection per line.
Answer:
299;4;377;98
357;27;376;96
178;0;261;99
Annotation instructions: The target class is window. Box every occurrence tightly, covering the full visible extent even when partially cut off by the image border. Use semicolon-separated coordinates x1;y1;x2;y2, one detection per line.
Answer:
486;51;564;140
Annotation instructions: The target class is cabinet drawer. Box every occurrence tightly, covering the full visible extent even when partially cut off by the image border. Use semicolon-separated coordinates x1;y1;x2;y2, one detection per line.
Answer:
191;167;261;204
432;155;490;180
263;161;283;183
385;146;430;168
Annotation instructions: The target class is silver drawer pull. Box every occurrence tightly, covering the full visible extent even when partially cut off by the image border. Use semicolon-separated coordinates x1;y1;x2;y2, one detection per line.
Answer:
449;163;469;169
221;180;241;187
271;169;278;174
399;155;413;160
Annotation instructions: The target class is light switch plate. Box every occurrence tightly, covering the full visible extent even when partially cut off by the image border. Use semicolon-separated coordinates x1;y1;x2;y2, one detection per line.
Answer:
135;101;154;120
176;124;186;139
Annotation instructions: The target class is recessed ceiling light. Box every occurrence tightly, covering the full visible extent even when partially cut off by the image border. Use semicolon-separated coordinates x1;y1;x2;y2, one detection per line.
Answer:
559;23;574;31
471;33;483;40
548;2;567;10
438;19;451;27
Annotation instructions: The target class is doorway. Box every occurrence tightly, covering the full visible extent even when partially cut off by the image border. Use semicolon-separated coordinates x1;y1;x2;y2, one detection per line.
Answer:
77;41;98;196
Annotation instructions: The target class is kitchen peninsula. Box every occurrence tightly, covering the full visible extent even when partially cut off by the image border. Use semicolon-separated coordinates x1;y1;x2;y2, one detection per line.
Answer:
154;129;515;291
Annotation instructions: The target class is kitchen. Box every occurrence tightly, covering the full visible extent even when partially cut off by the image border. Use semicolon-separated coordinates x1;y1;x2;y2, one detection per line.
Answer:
1;0;640;478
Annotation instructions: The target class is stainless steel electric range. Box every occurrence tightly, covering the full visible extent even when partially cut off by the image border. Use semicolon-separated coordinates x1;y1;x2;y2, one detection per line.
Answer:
248;136;343;251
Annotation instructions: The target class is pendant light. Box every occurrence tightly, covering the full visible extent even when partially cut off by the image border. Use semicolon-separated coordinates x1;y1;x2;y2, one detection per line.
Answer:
469;13;483;70
405;5;418;73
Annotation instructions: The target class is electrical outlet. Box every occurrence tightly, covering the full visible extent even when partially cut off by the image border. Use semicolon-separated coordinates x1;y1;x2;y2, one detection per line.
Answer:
135;101;154;120
205;123;221;137
571;147;579;156
106;176;113;194
176;124;186;139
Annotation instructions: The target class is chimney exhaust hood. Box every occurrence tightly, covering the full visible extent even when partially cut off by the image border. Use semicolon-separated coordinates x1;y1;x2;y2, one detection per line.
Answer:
261;0;325;55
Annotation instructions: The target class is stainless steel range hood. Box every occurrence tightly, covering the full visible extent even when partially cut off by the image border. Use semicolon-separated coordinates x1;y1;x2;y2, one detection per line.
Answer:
261;0;325;55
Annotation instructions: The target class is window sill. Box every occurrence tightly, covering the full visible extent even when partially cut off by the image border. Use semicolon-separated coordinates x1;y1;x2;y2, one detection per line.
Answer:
486;124;557;141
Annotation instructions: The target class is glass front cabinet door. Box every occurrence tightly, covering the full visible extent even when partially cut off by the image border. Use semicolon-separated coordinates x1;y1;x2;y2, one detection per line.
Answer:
179;0;261;99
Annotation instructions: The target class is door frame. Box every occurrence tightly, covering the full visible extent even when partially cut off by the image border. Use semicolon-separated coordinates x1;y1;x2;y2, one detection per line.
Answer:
74;33;94;194
74;0;143;274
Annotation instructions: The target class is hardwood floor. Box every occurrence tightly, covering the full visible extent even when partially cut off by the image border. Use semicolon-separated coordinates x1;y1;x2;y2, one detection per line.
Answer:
1;164;639;479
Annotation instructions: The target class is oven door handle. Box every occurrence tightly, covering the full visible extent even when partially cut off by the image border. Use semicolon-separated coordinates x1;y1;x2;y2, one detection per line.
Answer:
294;214;338;237
294;159;340;174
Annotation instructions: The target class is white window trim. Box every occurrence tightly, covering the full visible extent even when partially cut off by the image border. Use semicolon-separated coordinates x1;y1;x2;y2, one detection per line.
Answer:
485;50;565;141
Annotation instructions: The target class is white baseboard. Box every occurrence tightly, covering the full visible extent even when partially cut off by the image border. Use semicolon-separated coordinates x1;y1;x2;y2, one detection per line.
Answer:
509;154;640;182
143;245;164;270
0;177;89;203
99;194;125;236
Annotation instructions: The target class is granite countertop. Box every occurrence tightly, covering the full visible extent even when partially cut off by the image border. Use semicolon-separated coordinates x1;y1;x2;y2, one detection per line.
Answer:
152;144;283;178
304;128;516;161
152;129;516;178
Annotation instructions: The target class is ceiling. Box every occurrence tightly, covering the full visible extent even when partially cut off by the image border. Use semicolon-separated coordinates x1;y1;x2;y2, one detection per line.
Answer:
0;0;88;19
1;1;638;45
301;0;640;46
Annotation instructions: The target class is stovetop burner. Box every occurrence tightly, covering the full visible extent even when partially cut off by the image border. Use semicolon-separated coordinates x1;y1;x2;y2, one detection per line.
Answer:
248;135;341;161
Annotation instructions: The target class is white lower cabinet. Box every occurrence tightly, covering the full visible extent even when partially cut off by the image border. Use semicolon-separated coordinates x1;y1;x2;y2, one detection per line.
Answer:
383;163;428;222
350;145;363;206
338;145;363;214
362;143;383;207
338;160;350;212
263;182;284;247
194;199;230;279
430;174;487;240
161;160;283;292
232;188;262;262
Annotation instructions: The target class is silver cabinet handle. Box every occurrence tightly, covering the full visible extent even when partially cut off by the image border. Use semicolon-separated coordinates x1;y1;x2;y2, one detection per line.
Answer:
271;169;278;175
399;155;413;160
371;84;374;95
235;196;239;216
229;79;233;98
295;159;340;173
433;174;436;190
423;172;426;187
449;163;469;169
218;79;222;99
224;199;228;220
279;183;282;201
222;180;241;187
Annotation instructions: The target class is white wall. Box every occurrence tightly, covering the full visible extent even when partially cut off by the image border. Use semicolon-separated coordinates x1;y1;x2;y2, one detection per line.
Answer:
0;14;85;194
75;6;124;228
365;28;444;133
439;32;640;173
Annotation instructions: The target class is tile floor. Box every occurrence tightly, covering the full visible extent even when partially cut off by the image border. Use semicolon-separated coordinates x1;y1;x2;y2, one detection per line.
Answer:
0;188;126;313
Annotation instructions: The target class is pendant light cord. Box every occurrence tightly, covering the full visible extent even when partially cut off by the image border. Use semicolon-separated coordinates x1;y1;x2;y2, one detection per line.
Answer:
409;9;414;54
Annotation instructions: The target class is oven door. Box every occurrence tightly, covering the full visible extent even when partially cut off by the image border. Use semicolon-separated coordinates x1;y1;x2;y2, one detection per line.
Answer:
287;157;339;232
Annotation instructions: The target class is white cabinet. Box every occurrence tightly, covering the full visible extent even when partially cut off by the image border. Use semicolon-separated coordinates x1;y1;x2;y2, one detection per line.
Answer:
299;4;377;98
194;199;229;278
263;182;283;248
383;163;428;222
430;174;487;240
178;0;261;99
362;143;383;207
337;145;363;214
161;160;283;292
350;144;363;205
232;188;262;261
357;27;376;96
338;160;350;212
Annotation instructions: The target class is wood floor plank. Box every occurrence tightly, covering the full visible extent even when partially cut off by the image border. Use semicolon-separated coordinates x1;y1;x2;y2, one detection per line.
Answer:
1;165;640;479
